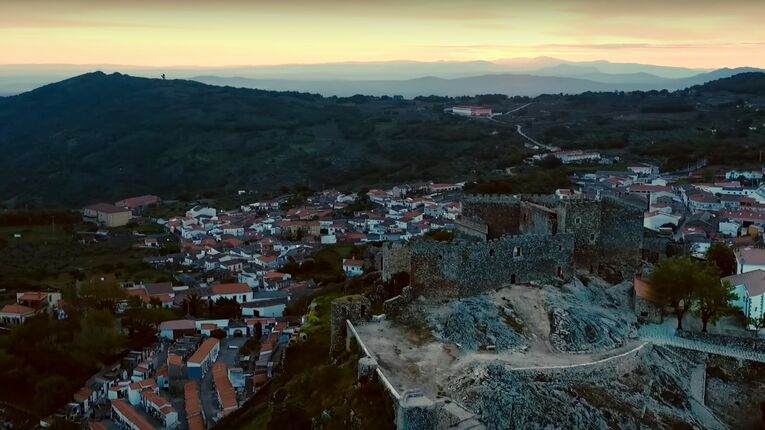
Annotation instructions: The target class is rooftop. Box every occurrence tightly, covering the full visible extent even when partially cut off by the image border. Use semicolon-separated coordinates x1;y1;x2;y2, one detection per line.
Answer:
188;338;219;365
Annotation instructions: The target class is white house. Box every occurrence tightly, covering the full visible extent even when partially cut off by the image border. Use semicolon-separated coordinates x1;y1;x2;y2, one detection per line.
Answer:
186;206;217;219
722;270;765;327
725;169;764;181
342;258;364;277
206;283;254;304
643;211;681;232
719;220;742;237
735;247;765;274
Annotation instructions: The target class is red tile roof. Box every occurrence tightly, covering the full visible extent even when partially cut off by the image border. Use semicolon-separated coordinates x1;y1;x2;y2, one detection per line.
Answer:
211;283;251;295
111;399;156;430
85;203;131;214
212;362;238;415
188;338;219;365
0;304;36;316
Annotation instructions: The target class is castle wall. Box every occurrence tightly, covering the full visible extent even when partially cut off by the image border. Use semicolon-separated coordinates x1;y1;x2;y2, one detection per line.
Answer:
519;201;558;235
454;216;489;242
557;199;602;271
462;195;521;239
599;197;643;272
382;242;412;282
410;234;574;297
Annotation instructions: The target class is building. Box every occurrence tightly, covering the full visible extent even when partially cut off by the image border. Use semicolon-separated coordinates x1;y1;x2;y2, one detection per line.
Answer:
0;304;37;326
187;338;220;380
83;203;132;227
450;105;492;117
158;320;197;340
206;283;254;304
342;258;365;277
110;399;156;430
735;247;765;274
212;362;238;416
115;195;161;214
722;270;765;327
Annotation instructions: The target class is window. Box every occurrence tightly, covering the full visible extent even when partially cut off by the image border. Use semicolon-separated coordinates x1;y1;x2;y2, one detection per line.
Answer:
489;249;495;257
574;217;582;225
513;247;522;258
511;274;517;284
589;233;596;241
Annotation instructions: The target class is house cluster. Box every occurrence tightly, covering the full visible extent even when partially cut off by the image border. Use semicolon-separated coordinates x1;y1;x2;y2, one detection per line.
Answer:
40;312;298;429
0;291;65;326
82;195;161;227
143;183;461;289
575;165;765;256
40;343;166;428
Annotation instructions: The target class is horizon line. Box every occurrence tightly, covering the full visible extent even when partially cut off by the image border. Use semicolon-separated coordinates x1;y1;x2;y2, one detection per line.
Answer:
0;57;726;71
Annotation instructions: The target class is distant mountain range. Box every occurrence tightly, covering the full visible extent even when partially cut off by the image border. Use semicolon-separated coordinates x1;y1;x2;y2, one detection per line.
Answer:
0;58;762;97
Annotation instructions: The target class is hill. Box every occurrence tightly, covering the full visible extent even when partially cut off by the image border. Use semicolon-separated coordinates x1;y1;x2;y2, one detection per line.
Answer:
692;71;765;94
0;72;526;206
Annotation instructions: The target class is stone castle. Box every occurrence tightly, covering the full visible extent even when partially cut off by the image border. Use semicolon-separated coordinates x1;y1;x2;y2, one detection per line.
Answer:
383;194;644;298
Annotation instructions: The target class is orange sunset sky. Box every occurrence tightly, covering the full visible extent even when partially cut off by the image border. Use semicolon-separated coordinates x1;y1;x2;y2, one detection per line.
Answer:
1;0;764;68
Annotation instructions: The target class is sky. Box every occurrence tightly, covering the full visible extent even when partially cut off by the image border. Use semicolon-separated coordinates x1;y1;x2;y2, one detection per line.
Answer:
1;0;764;68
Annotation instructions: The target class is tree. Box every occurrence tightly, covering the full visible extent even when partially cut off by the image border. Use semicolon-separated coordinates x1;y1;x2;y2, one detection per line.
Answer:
127;295;144;309
650;256;702;330
212;297;241;319
706;242;736;276
749;315;765;339
694;278;737;332
535;154;563;169
182;292;203;316
75;309;127;361
255;321;263;340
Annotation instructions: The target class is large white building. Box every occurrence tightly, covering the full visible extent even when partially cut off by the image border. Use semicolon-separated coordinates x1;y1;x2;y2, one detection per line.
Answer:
449;105;492;117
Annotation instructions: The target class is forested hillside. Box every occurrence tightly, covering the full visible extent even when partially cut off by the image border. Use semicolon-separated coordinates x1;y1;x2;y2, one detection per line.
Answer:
1;72;764;206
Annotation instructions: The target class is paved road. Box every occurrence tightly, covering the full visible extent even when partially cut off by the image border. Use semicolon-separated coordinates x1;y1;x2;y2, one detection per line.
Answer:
514;124;555;151
638;323;765;363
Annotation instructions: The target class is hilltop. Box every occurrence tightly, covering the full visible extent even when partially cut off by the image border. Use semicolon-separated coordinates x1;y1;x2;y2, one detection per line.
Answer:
1;72;764;207
0;72;525;206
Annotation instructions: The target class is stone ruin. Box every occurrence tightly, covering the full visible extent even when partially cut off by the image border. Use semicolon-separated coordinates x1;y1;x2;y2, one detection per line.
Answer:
329;294;371;355
383;193;644;302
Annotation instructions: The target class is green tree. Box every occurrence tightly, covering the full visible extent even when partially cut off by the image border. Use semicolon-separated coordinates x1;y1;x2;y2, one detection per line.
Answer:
75;309;127;361
650;256;702;330
706;242;737;276
182;292;203;316
694;278;737;332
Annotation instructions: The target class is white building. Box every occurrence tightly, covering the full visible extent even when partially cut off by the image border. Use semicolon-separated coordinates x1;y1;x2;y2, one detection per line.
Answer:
725;169;763;181
723;270;765;327
205;283;254;304
342;258;364;277
643;211;681;232
735;247;765;274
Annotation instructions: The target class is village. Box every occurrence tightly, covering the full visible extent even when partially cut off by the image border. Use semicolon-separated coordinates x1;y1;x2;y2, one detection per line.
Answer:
0;181;464;430
4;162;765;429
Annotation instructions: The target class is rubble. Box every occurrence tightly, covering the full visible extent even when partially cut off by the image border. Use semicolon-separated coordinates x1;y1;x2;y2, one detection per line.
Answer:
546;278;637;353
447;345;707;430
425;296;527;352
